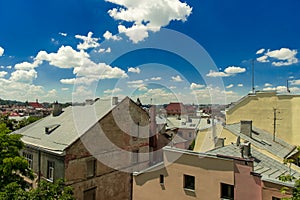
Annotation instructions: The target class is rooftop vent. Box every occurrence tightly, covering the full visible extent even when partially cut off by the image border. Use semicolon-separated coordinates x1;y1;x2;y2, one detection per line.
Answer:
45;124;60;135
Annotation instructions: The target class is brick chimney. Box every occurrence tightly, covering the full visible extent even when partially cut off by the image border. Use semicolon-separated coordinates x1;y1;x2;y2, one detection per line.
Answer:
240;120;252;138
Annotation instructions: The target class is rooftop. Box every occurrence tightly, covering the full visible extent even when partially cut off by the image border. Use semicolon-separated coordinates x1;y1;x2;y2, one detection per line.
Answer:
225;123;297;159
13;98;120;155
208;144;300;186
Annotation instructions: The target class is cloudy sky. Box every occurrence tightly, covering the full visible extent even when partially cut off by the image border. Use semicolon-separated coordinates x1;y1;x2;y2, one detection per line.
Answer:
0;0;299;104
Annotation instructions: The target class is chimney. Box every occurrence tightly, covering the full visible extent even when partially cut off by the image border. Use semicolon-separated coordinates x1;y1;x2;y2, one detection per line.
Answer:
85;99;94;105
52;101;62;117
240;120;252;138
241;142;251;158
215;138;225;148
112;97;118;106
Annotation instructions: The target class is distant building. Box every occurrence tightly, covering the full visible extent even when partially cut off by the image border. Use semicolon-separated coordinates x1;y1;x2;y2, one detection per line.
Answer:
165;102;186;117
14;97;151;200
133;146;297;200
226;91;300;145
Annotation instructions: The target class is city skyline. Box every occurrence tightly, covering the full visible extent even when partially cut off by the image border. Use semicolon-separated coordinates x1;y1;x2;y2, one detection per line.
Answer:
0;0;299;104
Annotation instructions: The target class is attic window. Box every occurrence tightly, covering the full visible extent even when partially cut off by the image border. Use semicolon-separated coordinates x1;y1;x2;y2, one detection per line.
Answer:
45;124;60;135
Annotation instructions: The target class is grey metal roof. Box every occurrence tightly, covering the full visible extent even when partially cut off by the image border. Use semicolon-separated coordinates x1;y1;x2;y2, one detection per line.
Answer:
225;123;297;159
208;144;300;185
13;98;117;155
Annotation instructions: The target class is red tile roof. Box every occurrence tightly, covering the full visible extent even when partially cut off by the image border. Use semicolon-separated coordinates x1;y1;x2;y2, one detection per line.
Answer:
29;102;44;109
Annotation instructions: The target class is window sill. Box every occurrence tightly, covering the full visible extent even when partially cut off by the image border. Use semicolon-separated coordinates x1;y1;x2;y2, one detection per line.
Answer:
184;188;195;192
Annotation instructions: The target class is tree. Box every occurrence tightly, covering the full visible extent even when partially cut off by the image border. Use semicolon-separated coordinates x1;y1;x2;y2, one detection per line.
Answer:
0;123;74;199
0;179;75;200
280;147;300;200
0;123;33;190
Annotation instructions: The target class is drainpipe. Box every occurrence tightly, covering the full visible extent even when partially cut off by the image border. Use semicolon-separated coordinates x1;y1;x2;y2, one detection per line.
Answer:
38;148;41;183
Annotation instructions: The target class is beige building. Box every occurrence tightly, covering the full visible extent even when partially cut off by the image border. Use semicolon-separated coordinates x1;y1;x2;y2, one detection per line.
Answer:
133;146;298;200
15;97;151;200
226;91;300;145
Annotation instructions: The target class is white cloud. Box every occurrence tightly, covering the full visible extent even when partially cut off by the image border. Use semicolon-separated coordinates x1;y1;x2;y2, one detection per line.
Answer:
150;77;162;81
206;70;230;77
6;66;12;69
207;66;246;77
106;0;192;43
61;88;69;91
256;48;265;54
98;47;112;53
127;79;145;89
226;84;234;89
36;45;127;80
60;78;76;84
224;66;246;74
9;69;37;83
59;32;67;37
127;80;144;84
257;48;298;66
290;80;300;85
171;75;183;82
75;32;100;50
104;88;122;94
257;55;269;63
0;71;7;78
103;30;122;41
14;60;41;70
36;46;90;69
190;83;205;90
128;67;141;74
263;86;286;93
0;46;4;56
264;83;272;87
237;84;243;87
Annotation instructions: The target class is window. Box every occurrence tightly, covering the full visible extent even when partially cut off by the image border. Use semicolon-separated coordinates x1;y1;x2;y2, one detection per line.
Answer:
159;174;164;185
221;183;234;200
23;152;33;169
47;160;55;181
183;174;195;191
84;187;96;200
132;150;139;164
87;159;96;178
189;132;192;138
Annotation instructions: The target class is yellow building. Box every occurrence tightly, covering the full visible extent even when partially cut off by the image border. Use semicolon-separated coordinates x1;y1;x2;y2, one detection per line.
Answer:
226;91;300;145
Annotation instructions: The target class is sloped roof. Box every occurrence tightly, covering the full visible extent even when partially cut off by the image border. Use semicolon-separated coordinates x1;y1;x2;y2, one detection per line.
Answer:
208;144;300;186
14;98;122;155
165;102;186;114
225;123;297;159
28;102;44;109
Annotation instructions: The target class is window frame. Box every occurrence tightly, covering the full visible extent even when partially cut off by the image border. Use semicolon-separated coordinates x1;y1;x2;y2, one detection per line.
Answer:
183;174;195;191
159;174;164;185
86;159;96;178
220;182;234;200
84;187;96;200
47;160;55;182
23;152;33;169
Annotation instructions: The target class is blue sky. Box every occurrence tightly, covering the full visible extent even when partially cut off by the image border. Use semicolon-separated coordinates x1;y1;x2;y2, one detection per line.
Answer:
0;0;299;104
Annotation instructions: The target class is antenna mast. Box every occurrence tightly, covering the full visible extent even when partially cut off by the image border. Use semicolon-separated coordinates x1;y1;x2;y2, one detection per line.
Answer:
252;59;255;94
